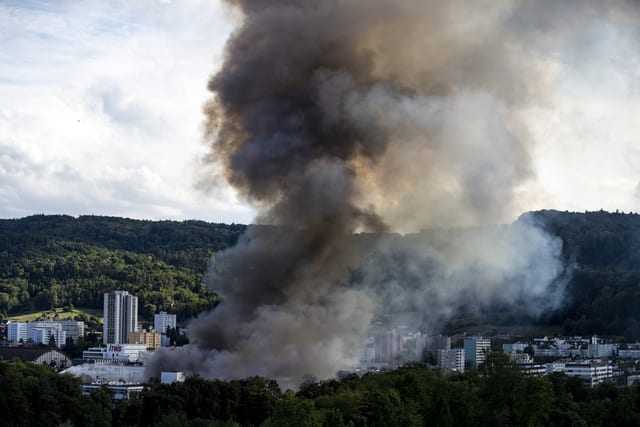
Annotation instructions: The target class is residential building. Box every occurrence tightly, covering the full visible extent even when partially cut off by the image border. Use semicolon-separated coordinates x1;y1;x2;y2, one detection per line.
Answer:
464;336;491;368
437;348;465;373
128;330;162;349
7;319;84;345
587;343;617;358
154;311;177;333
103;291;138;345
361;336;376;364
161;372;186;384
627;375;640;387
562;362;613;388
517;363;547;377
58;320;85;343
618;349;640;359
7;321;28;342
425;334;451;351
374;330;402;363
503;343;528;354
545;362;566;375
30;327;66;348
510;352;533;364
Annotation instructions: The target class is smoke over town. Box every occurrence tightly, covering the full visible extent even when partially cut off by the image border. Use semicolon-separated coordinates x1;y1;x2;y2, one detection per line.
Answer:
148;1;638;386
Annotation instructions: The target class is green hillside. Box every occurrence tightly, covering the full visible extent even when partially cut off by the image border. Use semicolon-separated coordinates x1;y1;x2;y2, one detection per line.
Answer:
0;215;245;320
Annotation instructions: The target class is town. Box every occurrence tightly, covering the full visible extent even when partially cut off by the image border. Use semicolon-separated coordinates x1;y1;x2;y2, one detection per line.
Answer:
2;289;640;399
0;290;185;399
357;328;640;389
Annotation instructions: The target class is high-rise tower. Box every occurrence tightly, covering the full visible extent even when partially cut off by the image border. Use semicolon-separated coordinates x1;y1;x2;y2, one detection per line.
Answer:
103;290;138;344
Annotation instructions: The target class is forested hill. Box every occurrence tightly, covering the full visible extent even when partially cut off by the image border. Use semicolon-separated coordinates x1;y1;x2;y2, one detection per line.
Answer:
0;215;246;320
2;211;640;337
523;209;640;339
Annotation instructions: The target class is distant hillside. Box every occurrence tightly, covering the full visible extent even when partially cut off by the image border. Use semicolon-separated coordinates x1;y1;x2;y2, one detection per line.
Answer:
522;210;640;339
0;215;246;320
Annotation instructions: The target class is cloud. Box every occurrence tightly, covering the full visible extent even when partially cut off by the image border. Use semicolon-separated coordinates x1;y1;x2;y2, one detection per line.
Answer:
0;0;253;222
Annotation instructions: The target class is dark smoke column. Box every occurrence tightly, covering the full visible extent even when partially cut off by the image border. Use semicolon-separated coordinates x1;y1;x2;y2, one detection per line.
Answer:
151;0;400;385
149;0;631;384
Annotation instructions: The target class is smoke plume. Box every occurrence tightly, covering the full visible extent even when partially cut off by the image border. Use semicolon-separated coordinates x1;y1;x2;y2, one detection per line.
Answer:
149;1;639;386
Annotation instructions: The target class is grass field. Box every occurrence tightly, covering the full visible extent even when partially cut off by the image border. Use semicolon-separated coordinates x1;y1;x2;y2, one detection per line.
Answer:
7;307;103;322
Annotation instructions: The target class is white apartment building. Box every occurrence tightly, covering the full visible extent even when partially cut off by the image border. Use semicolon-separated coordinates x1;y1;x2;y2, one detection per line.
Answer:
31;327;66;348
7;319;84;345
103;291;138;345
503;343;528;354
58;320;85;343
437;349;465;373
587;343;617;358
154;311;177;333
562;362;613;388
7;321;28;342
618;349;640;359
464;337;491;368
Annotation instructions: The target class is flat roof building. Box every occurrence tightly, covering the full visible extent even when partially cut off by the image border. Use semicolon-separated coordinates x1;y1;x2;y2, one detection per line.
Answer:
562;362;613;388
128;330;161;349
437;348;465;373
154;311;177;334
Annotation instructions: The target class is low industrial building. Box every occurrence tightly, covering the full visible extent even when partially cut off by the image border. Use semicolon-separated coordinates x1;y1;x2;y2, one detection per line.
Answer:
82;382;145;400
61;360;147;383
0;347;72;368
82;344;149;363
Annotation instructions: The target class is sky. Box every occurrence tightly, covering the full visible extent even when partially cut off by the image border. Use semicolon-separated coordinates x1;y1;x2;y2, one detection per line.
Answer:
1;0;640;226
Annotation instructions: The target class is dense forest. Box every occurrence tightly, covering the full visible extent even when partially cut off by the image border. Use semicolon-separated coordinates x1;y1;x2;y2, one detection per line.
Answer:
2;210;640;337
2;353;640;426
0;215;245;320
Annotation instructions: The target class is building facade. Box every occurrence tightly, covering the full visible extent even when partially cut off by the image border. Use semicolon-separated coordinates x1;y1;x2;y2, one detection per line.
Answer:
103;291;139;345
7;321;28;342
30;327;66;348
464;337;491;368
154;311;177;333
437;349;465;373
562;362;613;388
82;343;148;363
128;330;162;349
374;330;402;363
58;320;85;343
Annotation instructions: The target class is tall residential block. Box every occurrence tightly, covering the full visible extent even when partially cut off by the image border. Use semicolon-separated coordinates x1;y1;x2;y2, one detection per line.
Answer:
374;330;402;363
464;336;491;368
154;311;177;333
103;290;139;345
